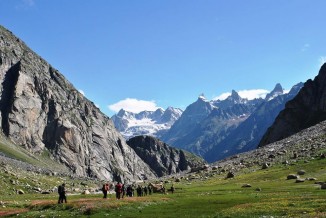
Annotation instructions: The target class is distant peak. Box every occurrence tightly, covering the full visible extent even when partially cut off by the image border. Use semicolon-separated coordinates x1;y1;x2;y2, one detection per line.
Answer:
273;83;283;93
117;108;126;116
231;90;239;97
265;83;284;101
198;93;206;100
155;108;164;112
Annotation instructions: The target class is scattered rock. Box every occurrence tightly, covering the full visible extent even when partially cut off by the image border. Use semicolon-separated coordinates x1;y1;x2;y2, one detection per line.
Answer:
33;187;42;192
315;182;325;185
262;163;269;169
175;178;181;183
82;190;90;195
226;172;235;179
282;160;289;165
306;178;317;181
41;191;51;195
73;188;80;192
296;179;305;183
287;174;299;180
255;188;262;192
268;154;276;159
297;170;306;175
321;183;326;189
242;184;252;188
17;189;24;195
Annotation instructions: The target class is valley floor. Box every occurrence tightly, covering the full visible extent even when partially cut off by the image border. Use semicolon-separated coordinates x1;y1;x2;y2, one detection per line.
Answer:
1;158;326;217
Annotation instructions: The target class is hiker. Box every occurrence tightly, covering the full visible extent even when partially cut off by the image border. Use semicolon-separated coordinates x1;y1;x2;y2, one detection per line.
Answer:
162;186;166;195
122;184;126;198
136;185;142;197
126;185;133;197
102;183;109;199
148;184;152;195
58;183;67;204
144;186;148;196
115;182;123;200
171;184;175;194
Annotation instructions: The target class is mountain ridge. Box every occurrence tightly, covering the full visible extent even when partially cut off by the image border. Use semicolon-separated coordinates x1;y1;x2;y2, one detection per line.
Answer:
0;25;156;182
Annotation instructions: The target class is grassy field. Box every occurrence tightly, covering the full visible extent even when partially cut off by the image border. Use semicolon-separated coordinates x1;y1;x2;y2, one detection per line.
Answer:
0;157;325;217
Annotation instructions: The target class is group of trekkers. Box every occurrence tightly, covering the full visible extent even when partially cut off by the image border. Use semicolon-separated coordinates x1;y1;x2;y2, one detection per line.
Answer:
57;181;174;204
102;182;155;199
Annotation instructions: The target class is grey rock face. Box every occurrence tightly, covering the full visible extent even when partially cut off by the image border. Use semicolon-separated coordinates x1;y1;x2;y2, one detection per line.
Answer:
0;25;155;182
259;63;326;147
127;135;206;177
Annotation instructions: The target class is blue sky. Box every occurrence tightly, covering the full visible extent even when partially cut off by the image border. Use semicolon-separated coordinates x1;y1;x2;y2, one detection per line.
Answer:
1;0;325;116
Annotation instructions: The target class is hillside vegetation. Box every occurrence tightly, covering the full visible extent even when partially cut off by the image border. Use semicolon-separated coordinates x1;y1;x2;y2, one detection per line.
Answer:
0;145;325;217
0;120;326;217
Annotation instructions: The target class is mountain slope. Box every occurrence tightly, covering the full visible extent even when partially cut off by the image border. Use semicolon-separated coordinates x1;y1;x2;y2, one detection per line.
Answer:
161;96;215;146
127;135;206;177
205;83;303;162
162;84;302;162
0;25;155;182
259;63;326;147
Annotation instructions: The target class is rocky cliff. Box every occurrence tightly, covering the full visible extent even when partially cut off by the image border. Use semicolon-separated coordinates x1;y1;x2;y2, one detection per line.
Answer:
259;64;326;147
127;135;206;177
0;25;155;182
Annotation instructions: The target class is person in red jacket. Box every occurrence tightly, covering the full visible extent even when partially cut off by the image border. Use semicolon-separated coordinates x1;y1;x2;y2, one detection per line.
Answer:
115;182;123;199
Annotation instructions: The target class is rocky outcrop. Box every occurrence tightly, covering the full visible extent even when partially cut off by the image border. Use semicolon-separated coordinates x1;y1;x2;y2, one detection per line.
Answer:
127;135;206;177
0;25;155;182
259;64;326;147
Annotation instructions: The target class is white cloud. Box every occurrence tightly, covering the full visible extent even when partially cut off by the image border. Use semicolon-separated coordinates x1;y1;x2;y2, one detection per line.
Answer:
238;89;269;100
319;56;326;67
108;98;160;113
213;92;231;100
78;89;85;96
301;43;310;52
213;89;269;101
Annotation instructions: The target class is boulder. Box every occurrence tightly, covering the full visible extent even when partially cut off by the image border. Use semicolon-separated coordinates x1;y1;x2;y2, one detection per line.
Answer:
226;172;235;179
242;184;252;188
321;183;326;189
255;188;262;192
175;178;181;183
17;189;25;195
82;190;90;195
262;163;269;169
297;170;306;175
296;179;305;183
287;174;299;180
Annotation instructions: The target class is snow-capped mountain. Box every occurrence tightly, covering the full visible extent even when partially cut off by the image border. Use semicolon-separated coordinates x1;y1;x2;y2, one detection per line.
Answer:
161;83;303;162
111;107;183;139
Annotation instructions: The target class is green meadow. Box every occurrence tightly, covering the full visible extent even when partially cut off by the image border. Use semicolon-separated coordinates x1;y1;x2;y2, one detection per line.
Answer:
1;157;325;217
